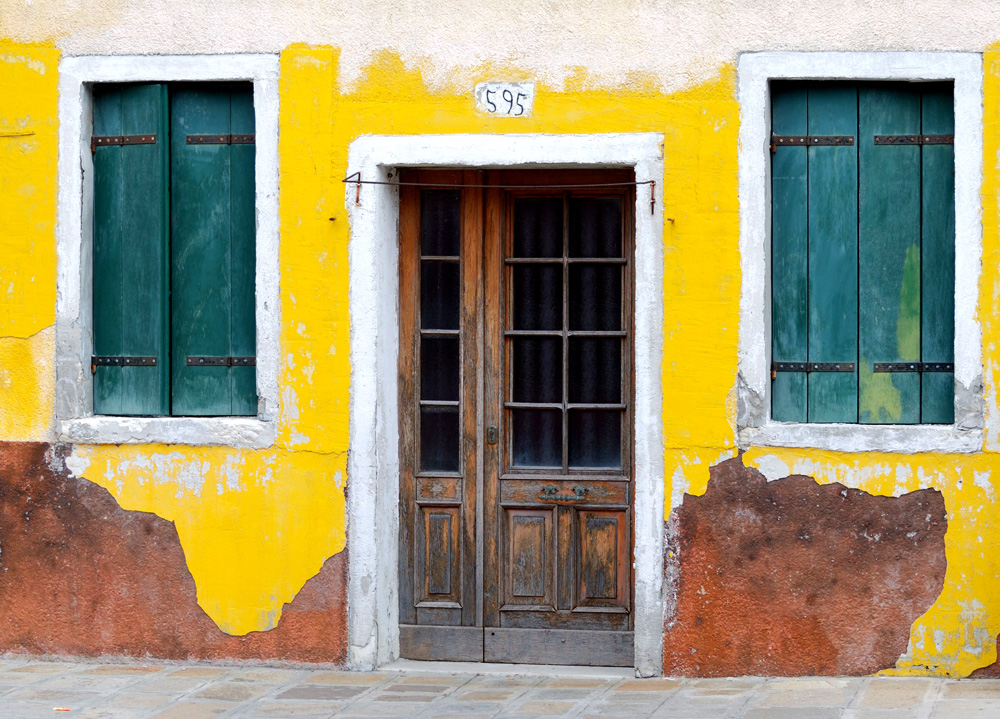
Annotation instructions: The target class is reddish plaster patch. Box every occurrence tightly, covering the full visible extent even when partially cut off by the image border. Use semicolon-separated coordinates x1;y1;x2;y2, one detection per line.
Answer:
0;441;347;663
663;457;947;677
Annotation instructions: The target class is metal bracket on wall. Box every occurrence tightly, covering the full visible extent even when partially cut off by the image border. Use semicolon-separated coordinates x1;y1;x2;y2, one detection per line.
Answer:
186;356;257;367
770;135;854;153
186;134;255;145
873;134;954;145
90;134;156;154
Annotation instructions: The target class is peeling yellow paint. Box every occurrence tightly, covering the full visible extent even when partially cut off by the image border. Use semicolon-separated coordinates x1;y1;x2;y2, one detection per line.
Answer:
4;33;1000;676
0;326;54;440
70;444;346;634
664;49;1000;678
0;41;58;338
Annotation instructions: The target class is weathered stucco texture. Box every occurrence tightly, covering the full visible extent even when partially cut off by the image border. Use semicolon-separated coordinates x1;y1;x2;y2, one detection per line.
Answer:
0;442;347;662
5;0;1000;93
3;6;1000;674
664;458;947;676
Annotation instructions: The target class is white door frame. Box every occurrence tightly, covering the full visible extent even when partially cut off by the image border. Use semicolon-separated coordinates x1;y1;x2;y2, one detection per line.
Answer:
345;133;666;676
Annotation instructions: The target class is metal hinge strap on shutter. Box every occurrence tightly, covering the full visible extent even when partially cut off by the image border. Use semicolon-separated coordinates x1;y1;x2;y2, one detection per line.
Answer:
186;134;255;145
873;134;954;145
90;134;157;154
186;356;257;367
771;361;855;373
91;356;157;374
872;362;954;373
770;135;854;153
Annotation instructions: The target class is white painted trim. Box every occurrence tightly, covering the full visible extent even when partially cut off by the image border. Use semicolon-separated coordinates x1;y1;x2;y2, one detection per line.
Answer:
54;55;280;449
736;52;984;453
345;133;666;676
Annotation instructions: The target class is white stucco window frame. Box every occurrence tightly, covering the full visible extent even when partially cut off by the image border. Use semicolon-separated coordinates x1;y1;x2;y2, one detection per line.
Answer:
737;52;984;453
345;133;666;676
55;55;280;449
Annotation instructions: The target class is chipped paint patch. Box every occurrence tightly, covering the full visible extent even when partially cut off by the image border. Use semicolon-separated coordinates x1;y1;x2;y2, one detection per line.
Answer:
74;444;347;634
0;327;54;441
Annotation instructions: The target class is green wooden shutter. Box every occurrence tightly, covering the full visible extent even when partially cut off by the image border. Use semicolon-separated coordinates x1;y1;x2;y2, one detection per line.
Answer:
859;86;922;424
771;82;954;425
230;88;258;416
771;84;859;423
771;84;809;422
920;87;956;423
92;84;170;415
807;86;859;422
170;84;257;416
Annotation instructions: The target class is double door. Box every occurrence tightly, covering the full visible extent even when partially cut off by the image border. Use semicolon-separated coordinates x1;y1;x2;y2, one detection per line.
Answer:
398;170;635;666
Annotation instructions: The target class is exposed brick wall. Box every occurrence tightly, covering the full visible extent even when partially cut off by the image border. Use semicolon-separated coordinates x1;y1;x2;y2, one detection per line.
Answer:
0;442;347;663
663;457;947;676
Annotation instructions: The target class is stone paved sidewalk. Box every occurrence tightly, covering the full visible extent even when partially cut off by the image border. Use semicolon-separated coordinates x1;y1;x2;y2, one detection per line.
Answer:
0;657;997;719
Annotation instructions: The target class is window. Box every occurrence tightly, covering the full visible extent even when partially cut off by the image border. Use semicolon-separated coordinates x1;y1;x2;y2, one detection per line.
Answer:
770;81;954;425
91;82;256;417
736;53;982;453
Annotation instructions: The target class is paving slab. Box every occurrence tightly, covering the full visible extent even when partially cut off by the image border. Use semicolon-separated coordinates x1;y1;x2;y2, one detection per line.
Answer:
276;685;367;701
193;681;270;702
150;702;234;719
83;666;165;676
239;701;338;717
304;672;385;685
860;678;932;708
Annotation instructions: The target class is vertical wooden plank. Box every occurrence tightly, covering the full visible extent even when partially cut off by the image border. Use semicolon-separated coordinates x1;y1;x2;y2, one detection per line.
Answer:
460;170;483;629
920;85;955;423
119;84;170;415
229;85;258;415
859;85;921;423
92;86;125;416
93;84;170;416
770;83;809;421
807;85;858;422
556;506;573;610
397;181;421;627
171;85;233;415
482;182;505;630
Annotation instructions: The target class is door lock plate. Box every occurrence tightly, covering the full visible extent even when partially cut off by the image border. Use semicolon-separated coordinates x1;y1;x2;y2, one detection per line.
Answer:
486;425;498;445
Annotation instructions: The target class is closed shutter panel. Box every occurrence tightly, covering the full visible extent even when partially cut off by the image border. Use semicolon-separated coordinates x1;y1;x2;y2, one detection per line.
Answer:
807;86;859;422
771;84;859;422
170;84;257;416
771;82;954;424
920;87;956;423
859;86;922;424
92;84;170;415
229;87;258;416
770;85;809;422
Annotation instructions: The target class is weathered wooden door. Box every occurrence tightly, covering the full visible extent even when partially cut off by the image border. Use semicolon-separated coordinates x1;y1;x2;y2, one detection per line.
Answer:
399;170;635;666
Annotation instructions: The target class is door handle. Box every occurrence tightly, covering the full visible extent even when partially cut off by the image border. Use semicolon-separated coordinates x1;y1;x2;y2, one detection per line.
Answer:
537;485;588;502
486;425;499;445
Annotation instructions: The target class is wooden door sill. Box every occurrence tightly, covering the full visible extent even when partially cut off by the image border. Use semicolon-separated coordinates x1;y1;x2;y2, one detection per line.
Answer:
382;657;635;678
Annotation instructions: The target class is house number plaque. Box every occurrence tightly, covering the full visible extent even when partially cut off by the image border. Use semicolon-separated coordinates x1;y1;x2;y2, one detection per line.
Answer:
475;82;535;117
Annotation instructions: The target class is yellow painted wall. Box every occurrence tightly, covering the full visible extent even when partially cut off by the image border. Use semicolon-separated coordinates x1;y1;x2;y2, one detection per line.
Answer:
3;35;1000;677
0;41;57;441
662;49;1000;678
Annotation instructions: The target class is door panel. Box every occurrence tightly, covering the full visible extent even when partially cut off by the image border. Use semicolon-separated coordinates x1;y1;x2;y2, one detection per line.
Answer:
505;509;555;606
399;172;481;659
400;170;634;666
